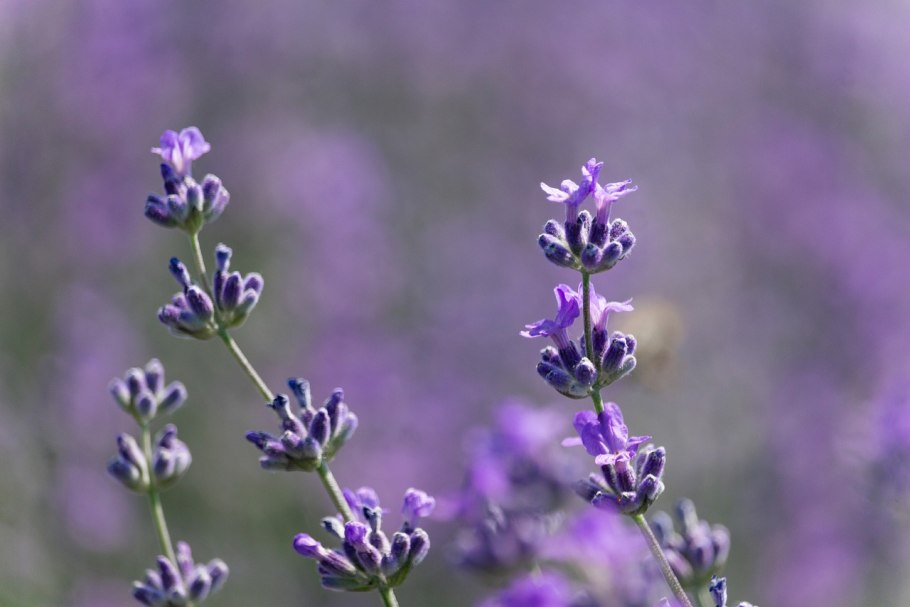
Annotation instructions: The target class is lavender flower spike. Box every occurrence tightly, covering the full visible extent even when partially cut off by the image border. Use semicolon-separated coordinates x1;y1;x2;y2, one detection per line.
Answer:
132;541;229;606
523;284;597;398
246;380;358;472
293;488;433;592
151;127;211;178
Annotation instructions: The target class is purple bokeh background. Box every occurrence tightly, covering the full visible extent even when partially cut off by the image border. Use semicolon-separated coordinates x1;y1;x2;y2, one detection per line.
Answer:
1;1;909;605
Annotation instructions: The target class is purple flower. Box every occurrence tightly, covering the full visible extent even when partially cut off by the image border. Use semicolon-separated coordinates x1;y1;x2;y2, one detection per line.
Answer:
479;571;596;607
402;488;436;528
592;178;637;225
131;542;228;606
151;127;211;178
540;158;603;222
564;404;650;467
521;284;580;350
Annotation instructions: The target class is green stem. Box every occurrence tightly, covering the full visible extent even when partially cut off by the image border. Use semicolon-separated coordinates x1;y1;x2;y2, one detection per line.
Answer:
379;586;400;607
189;232;213;299
632;514;695;607
317;462;356;522
141;425;177;566
581;272;604;414
217;329;273;403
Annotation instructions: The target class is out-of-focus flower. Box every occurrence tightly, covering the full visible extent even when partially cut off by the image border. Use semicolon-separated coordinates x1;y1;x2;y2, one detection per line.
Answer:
151;127;211;178
649;499;730;590
132;541;228;606
294;487;433;591
108;359;187;424
479;570;599;607
245;379;358;471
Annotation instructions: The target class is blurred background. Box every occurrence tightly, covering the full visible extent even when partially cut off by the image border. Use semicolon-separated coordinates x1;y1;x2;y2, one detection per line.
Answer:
1;1;909;606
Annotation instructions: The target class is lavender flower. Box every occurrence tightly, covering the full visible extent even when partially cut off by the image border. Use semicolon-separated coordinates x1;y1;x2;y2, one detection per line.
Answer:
211;243;264;330
131;541;229;606
109;359;187;423
522;284;595;399
151;127;211;179
157;258;217;339
245;379;358;471
650;499;730;590
570;404;665;516
585;284;636;387
538;159;636;273
294;488;433;591
145;128;229;233
107;433;149;492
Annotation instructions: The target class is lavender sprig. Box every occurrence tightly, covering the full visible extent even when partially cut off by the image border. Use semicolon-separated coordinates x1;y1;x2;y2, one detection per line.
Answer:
107;360;229;606
525;158;696;607
144;126;430;606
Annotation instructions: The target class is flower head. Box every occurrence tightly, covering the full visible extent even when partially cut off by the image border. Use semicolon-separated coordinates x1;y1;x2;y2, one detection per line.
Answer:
565;404;650;467
152;127;211;178
521;284;580;347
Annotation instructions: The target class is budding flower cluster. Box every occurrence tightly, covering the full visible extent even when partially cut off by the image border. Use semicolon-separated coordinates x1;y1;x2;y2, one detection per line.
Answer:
246;379;358;471
650;499;730;589
145;128;229;234
157;249;263;340
132;541;229;606
569;405;666;515
293;488;434;591
109;359;187;424
107;425;191;492
538;158;637;273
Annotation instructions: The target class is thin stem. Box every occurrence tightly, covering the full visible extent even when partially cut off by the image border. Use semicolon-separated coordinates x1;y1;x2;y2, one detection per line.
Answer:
379;586;400;607
632;514;695;607
141;425;177;566
317;462;356;522
217;329;273;403
189;232;213;299
581;272;604;414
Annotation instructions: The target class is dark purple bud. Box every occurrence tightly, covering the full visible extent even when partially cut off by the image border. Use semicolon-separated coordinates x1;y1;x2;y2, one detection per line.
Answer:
323;388;344;411
310;410;330;446
641;447;666;479
186;286;214;319
618;232;636;254
186;182;203;212
537;361;573;391
107;457;144;491
159;382;187;415
615;460;636;493
602;335;628;372
269;394;307;436
161;163;180;194
301;436;323;461
574;358;597;386
709;577;727;607
280;431;306;457
168;258;192;289
574;476;604;503
288;378;312;410
244;273;264;294
543;219;564;238
245;431;273;450
389;532;410;567
207;559;229;594
132;583;163;606
589;220;608;247
558;342;582;371
609;219;629;239
144;359;164;393
167;193;190;223
581;243;604;270
157;556;181;593
117;434;146;469
344;522;369;547
691;534;716;573
319;550;360;577
221;272;242;310
565;212;590;255
540;346;560;364
539;234;576;268
126;368;145;397
293;533;324;558
364;506;383;534
625;334;637;355
600;241;623;267
145;195;177;228
187;566;212;601
407;528;430;566
176;541;194;579
109;379;130;410
136;391;157;420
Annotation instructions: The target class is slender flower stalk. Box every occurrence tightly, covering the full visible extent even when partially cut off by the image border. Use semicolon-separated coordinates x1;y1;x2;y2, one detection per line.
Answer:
140;423;177;567
581;273;605;416
633;514;694;607
143;126;430;606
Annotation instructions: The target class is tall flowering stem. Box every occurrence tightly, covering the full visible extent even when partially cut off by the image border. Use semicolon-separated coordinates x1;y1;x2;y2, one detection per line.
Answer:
140;422;178;566
581;272;604;415
528;158;697;607
145;127;428;605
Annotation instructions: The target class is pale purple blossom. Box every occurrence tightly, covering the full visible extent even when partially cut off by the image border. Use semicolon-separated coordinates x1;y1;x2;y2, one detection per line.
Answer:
521;284;580;350
564;404;650;467
151;127;211;178
540;158;603;222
